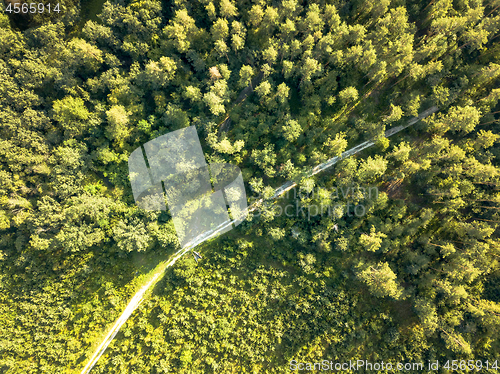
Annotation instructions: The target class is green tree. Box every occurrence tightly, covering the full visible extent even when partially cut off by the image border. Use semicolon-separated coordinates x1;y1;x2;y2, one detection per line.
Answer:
356;261;403;299
163;9;200;53
255;81;272;98
281;119;302;142
52;96;91;137
238;65;254;88
276;82;290;103
359;226;387;252
338;86;359;105
106;105;131;146
357;155;388;182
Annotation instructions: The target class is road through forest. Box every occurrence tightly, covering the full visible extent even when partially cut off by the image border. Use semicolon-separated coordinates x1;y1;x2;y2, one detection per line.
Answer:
80;105;438;374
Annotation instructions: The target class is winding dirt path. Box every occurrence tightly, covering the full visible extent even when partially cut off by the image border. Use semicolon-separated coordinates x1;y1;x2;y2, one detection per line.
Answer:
80;105;438;373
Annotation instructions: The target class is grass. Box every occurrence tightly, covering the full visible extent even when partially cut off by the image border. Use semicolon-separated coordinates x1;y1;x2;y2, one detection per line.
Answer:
74;244;179;373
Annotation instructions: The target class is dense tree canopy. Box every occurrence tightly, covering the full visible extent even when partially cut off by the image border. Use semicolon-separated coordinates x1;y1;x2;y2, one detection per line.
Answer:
0;0;499;372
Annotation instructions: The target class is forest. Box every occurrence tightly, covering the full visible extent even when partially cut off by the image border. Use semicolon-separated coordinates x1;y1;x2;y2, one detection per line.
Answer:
0;0;499;372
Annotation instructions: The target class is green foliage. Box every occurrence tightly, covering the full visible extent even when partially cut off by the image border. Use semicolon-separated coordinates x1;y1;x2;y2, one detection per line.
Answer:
1;0;499;371
281;118;302;142
52;96;91;136
356;261;403;299
359;225;387;252
106;105;131;146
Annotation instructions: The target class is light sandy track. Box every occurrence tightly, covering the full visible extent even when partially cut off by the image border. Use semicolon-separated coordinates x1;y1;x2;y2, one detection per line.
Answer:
80;105;438;373
80;220;231;374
